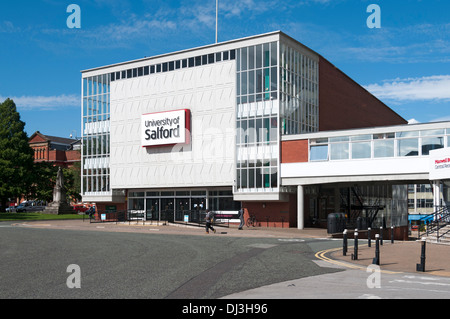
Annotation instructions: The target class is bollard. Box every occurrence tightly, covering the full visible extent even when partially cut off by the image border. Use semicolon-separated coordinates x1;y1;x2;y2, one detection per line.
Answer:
352;231;358;260
368;227;371;247
416;238;426;272
391;226;394;244
343;229;348;256
380;226;383;245
372;234;380;265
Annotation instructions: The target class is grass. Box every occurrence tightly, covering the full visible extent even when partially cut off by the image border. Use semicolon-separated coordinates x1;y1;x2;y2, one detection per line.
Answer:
0;212;86;221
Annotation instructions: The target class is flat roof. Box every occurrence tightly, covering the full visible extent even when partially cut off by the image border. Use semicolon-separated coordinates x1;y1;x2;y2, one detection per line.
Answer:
81;30;320;75
282;121;450;141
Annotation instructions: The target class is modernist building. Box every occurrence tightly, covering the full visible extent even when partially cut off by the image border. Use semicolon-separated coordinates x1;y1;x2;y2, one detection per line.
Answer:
81;31;425;229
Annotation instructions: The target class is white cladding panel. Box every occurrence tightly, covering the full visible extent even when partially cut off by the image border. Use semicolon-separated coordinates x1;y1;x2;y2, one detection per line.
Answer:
110;61;236;189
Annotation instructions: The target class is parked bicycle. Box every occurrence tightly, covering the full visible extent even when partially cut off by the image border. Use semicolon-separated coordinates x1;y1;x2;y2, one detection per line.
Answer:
246;215;257;227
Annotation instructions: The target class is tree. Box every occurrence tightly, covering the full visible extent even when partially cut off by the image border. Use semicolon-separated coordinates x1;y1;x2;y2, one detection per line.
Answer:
64;160;82;203
0;98;35;211
28;162;58;203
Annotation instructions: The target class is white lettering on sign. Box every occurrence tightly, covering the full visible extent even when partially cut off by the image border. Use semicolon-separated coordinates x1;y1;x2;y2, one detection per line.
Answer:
141;109;190;147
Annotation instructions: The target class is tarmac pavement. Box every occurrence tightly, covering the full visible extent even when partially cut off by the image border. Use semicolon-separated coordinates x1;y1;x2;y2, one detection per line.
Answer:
11;219;450;277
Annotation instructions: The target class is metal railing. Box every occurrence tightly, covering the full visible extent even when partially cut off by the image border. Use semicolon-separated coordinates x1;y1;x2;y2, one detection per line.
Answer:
417;206;450;242
85;209;237;228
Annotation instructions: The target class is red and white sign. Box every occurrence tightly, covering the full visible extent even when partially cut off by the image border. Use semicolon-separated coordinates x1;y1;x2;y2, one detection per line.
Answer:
141;109;191;147
429;148;450;180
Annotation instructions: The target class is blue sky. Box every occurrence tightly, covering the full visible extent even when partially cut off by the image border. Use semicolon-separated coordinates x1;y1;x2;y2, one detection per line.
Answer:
1;0;449;138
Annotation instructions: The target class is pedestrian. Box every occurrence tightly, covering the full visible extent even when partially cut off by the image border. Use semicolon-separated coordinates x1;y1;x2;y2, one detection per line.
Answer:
238;208;244;230
205;209;216;234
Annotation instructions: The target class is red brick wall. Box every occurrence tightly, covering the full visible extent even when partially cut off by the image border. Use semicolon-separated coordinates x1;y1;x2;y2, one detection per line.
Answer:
281;140;308;163
243;194;297;228
319;58;407;131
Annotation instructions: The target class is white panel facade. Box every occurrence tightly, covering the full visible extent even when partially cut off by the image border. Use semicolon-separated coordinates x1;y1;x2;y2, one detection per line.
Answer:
110;61;236;189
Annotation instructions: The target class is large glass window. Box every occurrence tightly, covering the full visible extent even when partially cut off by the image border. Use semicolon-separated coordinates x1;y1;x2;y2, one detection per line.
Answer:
352;142;371;159
310;145;328;161
235;42;280;193
280;43;319;135
330;143;349;160
82;74;111;195
374;139;394;158
422;136;444;155
398;138;418;156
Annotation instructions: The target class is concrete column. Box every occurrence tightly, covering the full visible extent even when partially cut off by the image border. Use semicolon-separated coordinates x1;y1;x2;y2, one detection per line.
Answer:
298;185;304;230
433;181;441;212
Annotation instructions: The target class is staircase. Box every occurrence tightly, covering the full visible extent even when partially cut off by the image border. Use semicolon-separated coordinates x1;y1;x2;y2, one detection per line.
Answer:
424;225;450;245
417;206;450;245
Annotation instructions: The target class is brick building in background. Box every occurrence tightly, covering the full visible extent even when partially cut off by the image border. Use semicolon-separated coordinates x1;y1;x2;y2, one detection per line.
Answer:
29;131;81;168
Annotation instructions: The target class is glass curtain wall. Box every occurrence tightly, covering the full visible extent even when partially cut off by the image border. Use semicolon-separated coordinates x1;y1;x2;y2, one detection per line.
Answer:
235;42;279;192
82;74;111;195
280;43;319;135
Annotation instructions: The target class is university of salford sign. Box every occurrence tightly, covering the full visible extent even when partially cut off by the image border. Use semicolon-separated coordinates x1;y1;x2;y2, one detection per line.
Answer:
141;109;190;147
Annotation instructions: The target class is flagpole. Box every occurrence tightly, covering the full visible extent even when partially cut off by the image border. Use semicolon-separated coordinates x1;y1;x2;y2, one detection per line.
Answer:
215;0;218;43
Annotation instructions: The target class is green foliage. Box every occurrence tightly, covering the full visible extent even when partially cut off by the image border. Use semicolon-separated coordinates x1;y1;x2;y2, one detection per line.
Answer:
28;162;58;203
0;99;34;210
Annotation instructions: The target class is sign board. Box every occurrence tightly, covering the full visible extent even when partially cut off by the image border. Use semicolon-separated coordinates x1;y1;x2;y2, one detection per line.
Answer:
141;109;190;147
101;214;106;221
429;148;450;180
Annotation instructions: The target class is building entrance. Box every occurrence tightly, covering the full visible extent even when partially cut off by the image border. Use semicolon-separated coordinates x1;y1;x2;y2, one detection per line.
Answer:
128;189;238;222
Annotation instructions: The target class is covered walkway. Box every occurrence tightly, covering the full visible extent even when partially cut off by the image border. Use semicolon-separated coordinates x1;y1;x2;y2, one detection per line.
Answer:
281;121;450;229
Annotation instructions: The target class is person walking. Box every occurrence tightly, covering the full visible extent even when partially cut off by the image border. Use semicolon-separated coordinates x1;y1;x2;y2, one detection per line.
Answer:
205;209;216;234
238;208;244;230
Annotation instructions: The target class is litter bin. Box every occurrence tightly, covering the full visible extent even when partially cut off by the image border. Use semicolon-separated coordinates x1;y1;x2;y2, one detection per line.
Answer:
327;213;346;234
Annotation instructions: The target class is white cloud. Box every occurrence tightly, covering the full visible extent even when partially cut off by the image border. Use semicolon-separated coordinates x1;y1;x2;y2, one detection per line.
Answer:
0;94;79;110
364;75;450;102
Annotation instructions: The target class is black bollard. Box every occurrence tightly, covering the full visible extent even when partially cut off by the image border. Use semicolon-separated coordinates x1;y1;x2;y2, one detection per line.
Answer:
352;230;358;260
368;227;372;247
391;226;394;244
380;226;383;245
343;229;348;256
416;238;426;272
372;234;380;265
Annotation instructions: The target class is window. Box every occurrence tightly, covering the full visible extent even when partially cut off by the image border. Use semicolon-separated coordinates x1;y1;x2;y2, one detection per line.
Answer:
422;136;444;155
310;145;328;161
398;138;418;156
330;143;349;160
195;56;202;66
352;142;371;159
374;139;394;158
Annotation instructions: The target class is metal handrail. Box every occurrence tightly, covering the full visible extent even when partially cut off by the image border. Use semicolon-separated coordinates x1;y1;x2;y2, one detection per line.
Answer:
418;206;450;242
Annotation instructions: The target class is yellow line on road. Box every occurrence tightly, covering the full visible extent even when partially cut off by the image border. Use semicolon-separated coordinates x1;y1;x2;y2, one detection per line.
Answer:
315;247;403;275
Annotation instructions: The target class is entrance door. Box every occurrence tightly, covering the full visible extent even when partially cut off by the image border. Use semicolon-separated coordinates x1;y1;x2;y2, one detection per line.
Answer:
161;198;174;222
146;198;159;221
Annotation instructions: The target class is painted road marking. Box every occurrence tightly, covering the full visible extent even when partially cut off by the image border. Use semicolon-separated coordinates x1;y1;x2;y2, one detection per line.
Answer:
315;247;403;274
